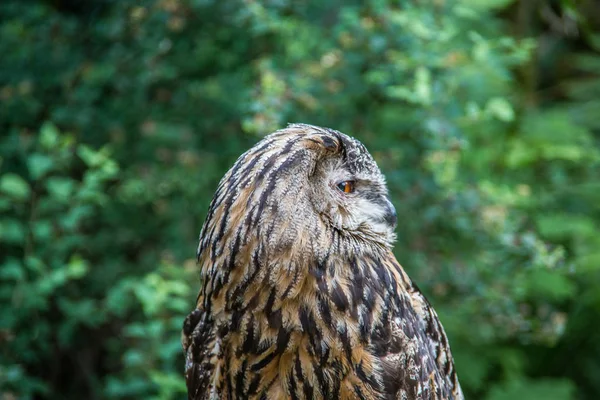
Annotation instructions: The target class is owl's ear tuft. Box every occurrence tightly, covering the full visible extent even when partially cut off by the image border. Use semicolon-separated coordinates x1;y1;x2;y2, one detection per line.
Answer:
303;134;341;155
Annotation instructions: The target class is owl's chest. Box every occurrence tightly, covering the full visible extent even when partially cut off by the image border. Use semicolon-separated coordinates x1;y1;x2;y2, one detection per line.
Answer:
210;286;396;400
215;318;386;399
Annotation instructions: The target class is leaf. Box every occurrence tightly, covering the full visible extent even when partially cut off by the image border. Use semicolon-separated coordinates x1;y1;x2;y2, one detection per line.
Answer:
123;350;146;367
77;145;105;168
0;218;26;244
45;177;75;202
32;219;53;241
40;122;60;149
0;173;30;200
0;258;24;281
24;256;46;274
67;255;90;279
486;97;515;122
27;153;54;180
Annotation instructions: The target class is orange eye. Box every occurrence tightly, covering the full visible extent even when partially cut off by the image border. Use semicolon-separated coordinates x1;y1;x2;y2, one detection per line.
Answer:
336;181;355;194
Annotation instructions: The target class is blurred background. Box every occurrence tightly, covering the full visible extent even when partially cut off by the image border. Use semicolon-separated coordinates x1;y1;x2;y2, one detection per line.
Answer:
1;0;599;398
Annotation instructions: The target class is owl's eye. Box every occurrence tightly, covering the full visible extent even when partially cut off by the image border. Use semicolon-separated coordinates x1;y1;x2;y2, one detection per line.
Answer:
336;181;355;194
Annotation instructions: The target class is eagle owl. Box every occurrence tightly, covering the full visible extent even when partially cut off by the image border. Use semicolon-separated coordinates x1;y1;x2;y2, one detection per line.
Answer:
182;124;463;399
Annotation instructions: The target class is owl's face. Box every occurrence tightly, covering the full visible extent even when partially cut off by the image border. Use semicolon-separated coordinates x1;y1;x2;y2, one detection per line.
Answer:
307;128;397;247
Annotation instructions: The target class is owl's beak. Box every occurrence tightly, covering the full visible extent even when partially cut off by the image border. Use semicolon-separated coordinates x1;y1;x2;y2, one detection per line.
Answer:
382;197;397;228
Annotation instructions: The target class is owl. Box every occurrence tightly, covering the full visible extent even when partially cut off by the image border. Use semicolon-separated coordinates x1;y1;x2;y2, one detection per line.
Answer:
182;124;463;400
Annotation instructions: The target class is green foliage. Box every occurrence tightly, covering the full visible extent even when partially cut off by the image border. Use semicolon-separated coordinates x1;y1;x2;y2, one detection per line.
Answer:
1;0;599;398
0;123;196;399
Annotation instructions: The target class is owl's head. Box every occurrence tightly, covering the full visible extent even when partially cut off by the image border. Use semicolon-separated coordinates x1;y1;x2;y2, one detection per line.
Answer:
199;124;397;262
297;124;397;248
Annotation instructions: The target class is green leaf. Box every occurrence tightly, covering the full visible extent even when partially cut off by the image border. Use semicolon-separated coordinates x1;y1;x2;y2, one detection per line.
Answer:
0;258;24;281
0;218;26;244
67;255;89;279
77;144;105;167
40;122;60;149
32;219;53;241
0;173;31;200
123;350;146;367
24;256;46;274
45;177;75;202
486;97;515;122
27;153;54;180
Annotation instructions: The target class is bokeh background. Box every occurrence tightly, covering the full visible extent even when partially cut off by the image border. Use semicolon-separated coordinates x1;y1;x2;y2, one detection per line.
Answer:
1;0;600;398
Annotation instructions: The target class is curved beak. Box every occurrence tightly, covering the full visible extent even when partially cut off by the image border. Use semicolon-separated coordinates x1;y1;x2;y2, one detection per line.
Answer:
381;196;397;228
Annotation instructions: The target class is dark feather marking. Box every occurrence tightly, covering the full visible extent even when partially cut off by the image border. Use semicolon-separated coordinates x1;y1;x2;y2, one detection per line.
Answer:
312;359;329;397
311;265;328;293
255;151;303;222
264;287;277;316
281;267;300;299
318;298;333;329
182;309;202;337
299;306;315;337
353;385;367;400
357;362;381;392
255;151;281;182
373;258;391;288
363;287;376;312
338;324;353;365
255;339;272;356
359;307;372;342
230;257;261;309
320;135;338;150
288;365;299;400
276;327;291;353
235;359;248;396
350;258;365;311
248;373;261;395
294;355;314;398
230;308;242;332
226;370;234;400
241;315;256;354
329;362;342;398
267;308;282;330
331;285;349;312
213;188;237;257
251;350;278;372
299;306;322;354
319;343;330;367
